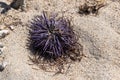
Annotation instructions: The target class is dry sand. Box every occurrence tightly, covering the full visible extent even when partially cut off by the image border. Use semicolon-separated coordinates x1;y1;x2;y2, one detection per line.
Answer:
0;0;120;80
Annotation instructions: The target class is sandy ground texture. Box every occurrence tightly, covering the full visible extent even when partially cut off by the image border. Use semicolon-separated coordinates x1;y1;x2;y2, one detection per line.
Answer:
0;0;120;80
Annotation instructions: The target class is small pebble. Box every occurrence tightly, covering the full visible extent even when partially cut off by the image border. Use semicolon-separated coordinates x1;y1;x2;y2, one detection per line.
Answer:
0;47;4;55
0;65;4;71
2;62;7;68
0;42;3;48
0;50;3;55
0;30;9;38
9;26;14;30
0;62;7;72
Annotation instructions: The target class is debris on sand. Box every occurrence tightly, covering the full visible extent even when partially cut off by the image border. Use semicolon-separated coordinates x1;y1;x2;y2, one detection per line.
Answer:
0;30;9;39
0;29;8;71
79;0;106;15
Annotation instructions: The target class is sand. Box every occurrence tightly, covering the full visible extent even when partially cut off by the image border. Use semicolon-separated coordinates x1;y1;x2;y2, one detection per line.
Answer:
0;0;120;80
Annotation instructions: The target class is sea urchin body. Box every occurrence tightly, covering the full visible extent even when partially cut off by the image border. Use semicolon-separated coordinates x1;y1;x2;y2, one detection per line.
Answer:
29;12;78;59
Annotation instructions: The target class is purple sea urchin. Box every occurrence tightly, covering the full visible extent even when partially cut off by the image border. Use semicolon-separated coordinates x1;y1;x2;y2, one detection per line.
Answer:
29;12;80;60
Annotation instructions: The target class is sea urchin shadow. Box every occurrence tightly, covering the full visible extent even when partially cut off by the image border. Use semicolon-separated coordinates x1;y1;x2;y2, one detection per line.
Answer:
28;12;83;72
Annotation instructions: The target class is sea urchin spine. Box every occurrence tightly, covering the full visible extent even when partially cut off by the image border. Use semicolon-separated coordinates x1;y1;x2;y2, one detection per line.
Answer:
29;12;78;59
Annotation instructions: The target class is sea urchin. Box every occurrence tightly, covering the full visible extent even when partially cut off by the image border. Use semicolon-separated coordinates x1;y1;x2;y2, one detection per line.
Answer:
29;12;79;60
